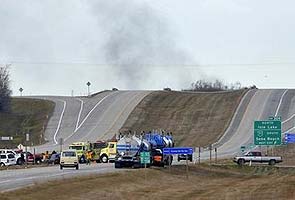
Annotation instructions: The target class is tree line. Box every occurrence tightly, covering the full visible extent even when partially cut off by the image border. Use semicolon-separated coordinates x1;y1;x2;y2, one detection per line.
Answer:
184;79;256;92
0;65;12;112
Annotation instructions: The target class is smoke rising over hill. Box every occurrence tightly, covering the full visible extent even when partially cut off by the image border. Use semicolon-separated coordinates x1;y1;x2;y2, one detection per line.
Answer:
0;0;199;95
89;0;197;88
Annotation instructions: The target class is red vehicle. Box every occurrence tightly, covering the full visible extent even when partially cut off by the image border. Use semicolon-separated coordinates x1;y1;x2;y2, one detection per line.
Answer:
23;152;43;164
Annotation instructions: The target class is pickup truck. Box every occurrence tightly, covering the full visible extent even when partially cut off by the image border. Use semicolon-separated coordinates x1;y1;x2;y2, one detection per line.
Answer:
23;152;43;164
233;151;282;166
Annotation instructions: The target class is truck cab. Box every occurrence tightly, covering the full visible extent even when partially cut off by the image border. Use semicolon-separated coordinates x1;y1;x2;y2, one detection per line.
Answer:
69;142;89;163
91;141;117;163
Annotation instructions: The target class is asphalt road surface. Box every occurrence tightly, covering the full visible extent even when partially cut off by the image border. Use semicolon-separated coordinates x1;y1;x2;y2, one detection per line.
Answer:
4;89;295;192
27;91;151;153
201;89;295;159
0;163;124;192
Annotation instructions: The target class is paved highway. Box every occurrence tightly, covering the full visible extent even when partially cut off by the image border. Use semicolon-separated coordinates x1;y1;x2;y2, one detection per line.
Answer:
27;91;151;153
3;89;295;192
201;89;295;159
0;163;124;192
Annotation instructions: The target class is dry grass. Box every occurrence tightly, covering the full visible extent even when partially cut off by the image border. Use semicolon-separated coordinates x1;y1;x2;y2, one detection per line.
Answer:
2;164;295;200
0;98;54;148
120;90;246;147
273;144;295;166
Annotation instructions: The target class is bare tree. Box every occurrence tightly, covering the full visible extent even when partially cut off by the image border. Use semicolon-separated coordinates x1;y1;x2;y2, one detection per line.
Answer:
186;79;244;92
0;65;12;112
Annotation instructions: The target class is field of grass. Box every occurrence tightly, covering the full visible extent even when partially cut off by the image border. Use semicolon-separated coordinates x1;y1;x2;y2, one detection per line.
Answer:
121;90;246;147
0;98;55;148
273;143;295;166
1;164;295;200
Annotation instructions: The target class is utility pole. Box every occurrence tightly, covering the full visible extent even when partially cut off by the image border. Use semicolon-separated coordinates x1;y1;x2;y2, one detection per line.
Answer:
86;82;91;96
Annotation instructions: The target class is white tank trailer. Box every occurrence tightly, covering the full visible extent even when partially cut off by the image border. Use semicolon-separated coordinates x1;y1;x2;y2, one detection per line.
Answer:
115;134;150;168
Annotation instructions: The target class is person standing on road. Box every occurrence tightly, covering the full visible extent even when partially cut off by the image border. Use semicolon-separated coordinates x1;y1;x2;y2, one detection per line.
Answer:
86;150;92;165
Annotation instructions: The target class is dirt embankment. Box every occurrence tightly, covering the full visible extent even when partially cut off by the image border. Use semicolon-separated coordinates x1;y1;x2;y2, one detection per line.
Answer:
0;98;55;148
120;90;246;147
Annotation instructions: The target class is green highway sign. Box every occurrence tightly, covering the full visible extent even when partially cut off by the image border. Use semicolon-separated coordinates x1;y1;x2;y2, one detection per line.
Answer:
140;152;150;164
254;120;281;145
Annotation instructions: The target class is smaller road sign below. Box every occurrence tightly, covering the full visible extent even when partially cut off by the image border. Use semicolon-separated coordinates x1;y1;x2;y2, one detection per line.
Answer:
285;133;295;144
140;152;150;164
163;147;194;155
0;137;13;141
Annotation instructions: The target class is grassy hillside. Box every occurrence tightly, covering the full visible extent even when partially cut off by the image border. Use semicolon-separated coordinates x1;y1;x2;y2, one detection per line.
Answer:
0;98;55;148
120;90;246;147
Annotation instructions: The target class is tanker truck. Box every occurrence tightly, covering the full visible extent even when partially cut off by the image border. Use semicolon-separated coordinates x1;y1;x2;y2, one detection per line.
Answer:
114;134;150;168
114;131;174;168
144;132;174;167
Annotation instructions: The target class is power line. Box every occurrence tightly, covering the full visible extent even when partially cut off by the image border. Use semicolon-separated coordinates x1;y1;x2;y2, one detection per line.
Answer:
1;60;295;68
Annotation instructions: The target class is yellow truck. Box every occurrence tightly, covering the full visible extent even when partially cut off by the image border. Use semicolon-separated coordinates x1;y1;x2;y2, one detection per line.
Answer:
69;141;117;163
69;142;89;163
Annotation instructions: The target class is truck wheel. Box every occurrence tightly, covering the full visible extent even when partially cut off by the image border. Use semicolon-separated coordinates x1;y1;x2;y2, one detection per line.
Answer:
101;155;108;163
269;160;276;166
76;165;79;170
132;163;141;169
17;158;24;165
79;155;86;164
60;165;63;170
238;159;245;166
0;163;5;167
115;162;121;168
36;159;41;164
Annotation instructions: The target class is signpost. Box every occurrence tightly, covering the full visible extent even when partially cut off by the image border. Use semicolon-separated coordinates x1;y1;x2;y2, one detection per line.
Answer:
240;146;246;153
254;120;281;145
285;133;295;144
140;152;150;183
86;82;91;96
19;87;23;96
59;138;64;152
25;133;30;167
163;147;194;179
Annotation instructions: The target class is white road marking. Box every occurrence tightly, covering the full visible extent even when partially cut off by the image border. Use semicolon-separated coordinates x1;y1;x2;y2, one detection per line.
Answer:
284;126;295;133
75;98;84;132
282;113;295;124
275;89;288;116
54;100;66;144
75;94;113;131
100;92;144;139
64;93;115;142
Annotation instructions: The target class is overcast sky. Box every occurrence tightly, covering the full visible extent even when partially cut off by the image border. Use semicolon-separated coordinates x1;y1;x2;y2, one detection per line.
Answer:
1;0;295;96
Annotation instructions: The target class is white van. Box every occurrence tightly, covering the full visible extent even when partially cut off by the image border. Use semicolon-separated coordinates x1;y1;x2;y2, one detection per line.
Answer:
60;150;79;170
0;153;17;166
